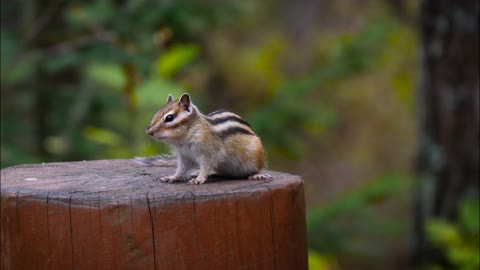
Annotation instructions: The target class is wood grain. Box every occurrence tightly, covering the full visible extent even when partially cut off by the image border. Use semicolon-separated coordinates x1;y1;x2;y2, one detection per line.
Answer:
1;159;307;270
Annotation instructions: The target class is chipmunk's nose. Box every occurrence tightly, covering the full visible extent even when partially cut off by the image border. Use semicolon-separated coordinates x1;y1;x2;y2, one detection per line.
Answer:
146;128;153;136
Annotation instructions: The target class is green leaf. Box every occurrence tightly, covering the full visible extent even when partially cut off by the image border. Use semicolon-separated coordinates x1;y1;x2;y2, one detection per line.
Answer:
136;78;183;107
44;136;68;155
3;53;40;84
393;72;413;102
85;63;125;89
1;32;41;84
156;44;199;78
84;126;123;145
42;52;82;73
68;0;117;26
459;197;480;234
308;251;333;270
427;219;461;247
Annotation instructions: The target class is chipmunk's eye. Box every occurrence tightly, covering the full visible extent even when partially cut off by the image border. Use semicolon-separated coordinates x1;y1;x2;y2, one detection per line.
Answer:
165;114;174;122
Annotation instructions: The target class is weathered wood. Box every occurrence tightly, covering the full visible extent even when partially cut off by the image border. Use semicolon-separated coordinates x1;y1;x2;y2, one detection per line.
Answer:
0;159;307;270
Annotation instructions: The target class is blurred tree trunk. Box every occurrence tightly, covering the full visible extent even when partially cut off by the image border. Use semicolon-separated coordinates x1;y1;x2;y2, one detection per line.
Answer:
413;0;479;266
284;0;319;76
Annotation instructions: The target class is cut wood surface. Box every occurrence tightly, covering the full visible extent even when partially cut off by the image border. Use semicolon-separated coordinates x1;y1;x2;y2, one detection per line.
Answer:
1;159;307;270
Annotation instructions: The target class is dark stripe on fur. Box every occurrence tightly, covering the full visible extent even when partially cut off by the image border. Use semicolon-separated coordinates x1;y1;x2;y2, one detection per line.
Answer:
206;115;251;127
208;110;227;116
217;127;255;139
165;117;190;130
158;109;197;131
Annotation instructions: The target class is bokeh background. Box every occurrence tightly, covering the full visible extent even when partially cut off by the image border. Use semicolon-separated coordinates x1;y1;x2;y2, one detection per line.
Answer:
1;1;478;269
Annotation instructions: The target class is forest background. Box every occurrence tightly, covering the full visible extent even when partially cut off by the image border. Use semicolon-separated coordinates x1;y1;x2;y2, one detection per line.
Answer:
1;0;478;269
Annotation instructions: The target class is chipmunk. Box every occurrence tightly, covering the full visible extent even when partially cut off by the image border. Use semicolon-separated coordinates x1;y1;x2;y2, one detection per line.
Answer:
138;93;272;185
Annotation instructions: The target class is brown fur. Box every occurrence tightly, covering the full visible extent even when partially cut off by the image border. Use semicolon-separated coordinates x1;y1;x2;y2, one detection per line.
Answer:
145;93;271;184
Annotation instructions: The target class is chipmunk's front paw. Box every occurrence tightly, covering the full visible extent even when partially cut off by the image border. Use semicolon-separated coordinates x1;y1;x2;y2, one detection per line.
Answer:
248;173;273;181
157;175;180;183
189;170;199;179
188;177;207;185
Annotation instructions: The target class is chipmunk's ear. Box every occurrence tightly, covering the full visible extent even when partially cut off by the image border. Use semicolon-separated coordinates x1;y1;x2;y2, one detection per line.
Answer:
166;94;173;104
179;93;191;112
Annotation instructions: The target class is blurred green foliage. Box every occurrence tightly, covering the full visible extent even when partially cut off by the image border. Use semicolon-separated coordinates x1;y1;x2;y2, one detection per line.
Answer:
426;197;480;270
250;20;396;158
308;250;337;270
1;0;242;167
157;44;200;78
307;174;410;263
1;0;422;269
0;1;416;167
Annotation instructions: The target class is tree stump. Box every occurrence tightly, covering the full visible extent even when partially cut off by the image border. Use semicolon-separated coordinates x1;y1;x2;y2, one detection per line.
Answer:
0;159;307;270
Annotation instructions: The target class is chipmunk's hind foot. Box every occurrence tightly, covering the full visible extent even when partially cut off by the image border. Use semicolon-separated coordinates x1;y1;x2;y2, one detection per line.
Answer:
248;173;273;181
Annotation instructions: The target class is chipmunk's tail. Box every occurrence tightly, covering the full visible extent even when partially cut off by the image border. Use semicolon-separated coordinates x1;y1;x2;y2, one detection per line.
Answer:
134;155;176;167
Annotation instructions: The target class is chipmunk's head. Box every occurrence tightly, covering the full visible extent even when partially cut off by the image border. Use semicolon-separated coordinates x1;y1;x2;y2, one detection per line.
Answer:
146;93;197;144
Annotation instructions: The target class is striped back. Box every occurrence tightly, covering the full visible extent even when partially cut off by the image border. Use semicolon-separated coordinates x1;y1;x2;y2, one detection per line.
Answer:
147;93;257;143
206;110;256;139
